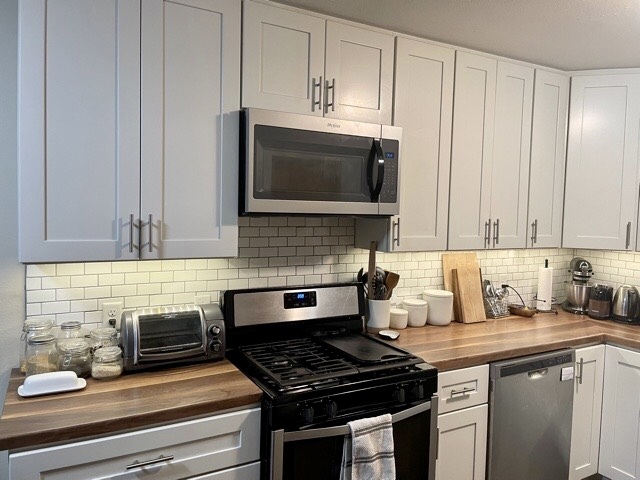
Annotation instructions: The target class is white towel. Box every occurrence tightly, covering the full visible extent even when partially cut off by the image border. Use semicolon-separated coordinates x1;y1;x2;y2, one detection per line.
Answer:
340;413;396;480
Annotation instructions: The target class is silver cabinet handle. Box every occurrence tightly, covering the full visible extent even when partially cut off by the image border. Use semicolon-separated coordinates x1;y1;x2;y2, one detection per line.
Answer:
128;214;135;253
148;214;153;253
484;218;491;248
626;221;632;249
311;76;322;112
576;358;584;385
450;386;475;398
531;219;538;246
126;454;174;470
494;218;500;246
393;218;400;248
324;78;335;113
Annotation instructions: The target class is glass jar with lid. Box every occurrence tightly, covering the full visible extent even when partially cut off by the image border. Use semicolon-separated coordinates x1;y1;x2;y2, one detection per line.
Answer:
21;317;55;374
57;321;86;341
91;346;123;380
89;327;118;355
56;338;92;378
25;334;57;377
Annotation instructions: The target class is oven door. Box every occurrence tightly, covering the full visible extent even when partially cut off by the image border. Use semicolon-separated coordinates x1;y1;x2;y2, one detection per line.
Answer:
270;396;438;480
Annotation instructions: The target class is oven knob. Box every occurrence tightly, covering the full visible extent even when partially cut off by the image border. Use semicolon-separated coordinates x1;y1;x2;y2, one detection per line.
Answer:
412;384;425;399
324;401;338;418
393;388;406;403
208;325;221;337
300;405;314;424
209;340;222;352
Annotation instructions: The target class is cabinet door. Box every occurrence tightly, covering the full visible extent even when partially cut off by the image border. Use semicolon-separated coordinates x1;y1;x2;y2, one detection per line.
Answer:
563;74;640;250
489;61;533;249
448;52;497;250
242;1;325;115
324;21;394;124
436;404;488;480
527;70;569;248
569;345;605;480
599;345;640;480
391;38;454;251
141;0;240;259
18;0;140;262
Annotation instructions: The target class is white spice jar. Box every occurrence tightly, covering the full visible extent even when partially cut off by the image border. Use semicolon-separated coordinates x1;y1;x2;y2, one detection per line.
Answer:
92;346;123;380
389;308;409;329
401;298;428;327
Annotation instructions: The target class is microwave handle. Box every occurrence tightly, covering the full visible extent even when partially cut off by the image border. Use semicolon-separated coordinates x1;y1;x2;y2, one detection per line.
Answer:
366;139;385;202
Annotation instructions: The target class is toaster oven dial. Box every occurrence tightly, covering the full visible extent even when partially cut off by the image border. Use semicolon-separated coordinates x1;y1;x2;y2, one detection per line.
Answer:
208;325;222;337
209;340;223;352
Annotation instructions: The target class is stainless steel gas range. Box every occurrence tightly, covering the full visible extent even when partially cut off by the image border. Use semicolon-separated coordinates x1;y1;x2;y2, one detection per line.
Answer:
222;283;438;480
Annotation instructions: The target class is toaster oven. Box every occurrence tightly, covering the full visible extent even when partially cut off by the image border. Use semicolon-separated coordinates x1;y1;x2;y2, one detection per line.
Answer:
121;304;225;371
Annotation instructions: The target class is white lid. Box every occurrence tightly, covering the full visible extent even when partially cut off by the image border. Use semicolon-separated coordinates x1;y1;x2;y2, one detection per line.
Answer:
423;289;454;298
402;298;427;307
390;308;408;316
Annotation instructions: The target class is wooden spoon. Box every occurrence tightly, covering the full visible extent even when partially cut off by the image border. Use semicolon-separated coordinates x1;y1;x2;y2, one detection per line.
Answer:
384;271;400;299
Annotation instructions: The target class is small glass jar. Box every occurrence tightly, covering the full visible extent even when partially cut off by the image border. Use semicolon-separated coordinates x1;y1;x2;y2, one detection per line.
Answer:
92;346;123;380
56;338;92;378
57;321;85;341
25;334;57;377
21;317;55;374
89;327;118;355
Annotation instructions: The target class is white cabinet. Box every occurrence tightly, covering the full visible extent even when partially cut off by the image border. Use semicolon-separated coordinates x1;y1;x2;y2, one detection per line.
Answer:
9;407;261;480
563;74;640;250
527;69;569;248
569;345;605;480
436;364;489;480
19;0;240;262
242;1;394;124
599;345;640;480
354;38;454;252
448;52;533;250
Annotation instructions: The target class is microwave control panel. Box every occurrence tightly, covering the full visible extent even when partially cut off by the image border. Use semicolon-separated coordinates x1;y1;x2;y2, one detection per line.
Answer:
379;139;399;204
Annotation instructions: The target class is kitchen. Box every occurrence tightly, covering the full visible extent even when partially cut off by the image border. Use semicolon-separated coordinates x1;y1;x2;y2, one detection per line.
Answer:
2;0;640;478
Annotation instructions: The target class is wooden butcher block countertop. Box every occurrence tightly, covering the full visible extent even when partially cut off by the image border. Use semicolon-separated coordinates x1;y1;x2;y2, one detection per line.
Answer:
3;310;640;451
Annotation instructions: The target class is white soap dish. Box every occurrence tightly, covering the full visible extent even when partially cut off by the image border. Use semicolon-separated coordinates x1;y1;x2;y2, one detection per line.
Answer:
18;371;86;397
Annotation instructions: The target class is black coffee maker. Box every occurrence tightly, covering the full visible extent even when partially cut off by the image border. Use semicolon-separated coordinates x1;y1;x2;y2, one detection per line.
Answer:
588;284;613;320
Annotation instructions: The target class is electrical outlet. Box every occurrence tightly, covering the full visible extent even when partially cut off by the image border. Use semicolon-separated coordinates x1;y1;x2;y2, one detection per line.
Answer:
102;301;123;329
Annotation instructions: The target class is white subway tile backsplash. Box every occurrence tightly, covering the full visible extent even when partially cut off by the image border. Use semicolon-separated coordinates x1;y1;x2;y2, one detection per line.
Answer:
70;275;98;288
56;263;84;276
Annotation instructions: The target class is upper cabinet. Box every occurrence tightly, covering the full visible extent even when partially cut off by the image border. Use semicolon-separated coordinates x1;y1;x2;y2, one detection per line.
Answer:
563;74;640;250
527;70;569;248
355;37;454;252
18;0;240;262
242;1;394;124
448;53;533;250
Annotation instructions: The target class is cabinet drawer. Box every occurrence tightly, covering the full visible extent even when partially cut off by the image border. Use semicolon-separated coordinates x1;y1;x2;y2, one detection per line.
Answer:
437;364;489;414
10;407;260;480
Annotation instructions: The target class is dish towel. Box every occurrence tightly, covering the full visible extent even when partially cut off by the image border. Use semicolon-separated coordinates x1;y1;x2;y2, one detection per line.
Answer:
340;413;396;480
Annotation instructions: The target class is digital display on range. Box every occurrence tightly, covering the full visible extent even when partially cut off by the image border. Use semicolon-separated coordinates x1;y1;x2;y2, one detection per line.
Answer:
284;291;317;309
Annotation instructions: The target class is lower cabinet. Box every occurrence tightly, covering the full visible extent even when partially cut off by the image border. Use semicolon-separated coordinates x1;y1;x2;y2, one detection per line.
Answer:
569;345;605;480
8;407;260;480
599;345;640;480
436;364;489;480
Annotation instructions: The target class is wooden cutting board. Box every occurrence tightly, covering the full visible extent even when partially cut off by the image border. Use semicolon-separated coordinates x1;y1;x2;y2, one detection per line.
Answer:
442;252;481;321
452;266;486;323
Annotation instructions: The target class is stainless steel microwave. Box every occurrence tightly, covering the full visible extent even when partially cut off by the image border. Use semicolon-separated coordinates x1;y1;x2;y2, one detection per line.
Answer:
241;108;402;216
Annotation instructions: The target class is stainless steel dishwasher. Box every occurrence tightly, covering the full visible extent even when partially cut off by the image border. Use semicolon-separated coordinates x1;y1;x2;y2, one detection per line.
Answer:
487;349;575;480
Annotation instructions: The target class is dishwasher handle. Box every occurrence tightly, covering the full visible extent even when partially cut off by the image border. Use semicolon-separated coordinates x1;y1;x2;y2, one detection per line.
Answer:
496;351;574;378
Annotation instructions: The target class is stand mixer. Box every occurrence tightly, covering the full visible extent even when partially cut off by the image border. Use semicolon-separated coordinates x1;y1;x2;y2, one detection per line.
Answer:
562;257;594;314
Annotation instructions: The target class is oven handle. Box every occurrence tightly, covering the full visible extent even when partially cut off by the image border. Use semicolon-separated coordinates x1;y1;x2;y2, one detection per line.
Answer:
282;400;431;442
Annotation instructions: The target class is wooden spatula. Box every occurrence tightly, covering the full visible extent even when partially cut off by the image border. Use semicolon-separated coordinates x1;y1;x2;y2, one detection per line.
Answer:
384;271;400;299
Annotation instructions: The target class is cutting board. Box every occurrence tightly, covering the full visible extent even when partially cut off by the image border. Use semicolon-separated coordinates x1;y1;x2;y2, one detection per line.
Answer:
442;252;481;321
452;266;486;323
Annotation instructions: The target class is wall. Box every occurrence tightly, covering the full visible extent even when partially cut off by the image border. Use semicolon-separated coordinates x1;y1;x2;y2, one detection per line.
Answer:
0;0;25;406
25;216;575;330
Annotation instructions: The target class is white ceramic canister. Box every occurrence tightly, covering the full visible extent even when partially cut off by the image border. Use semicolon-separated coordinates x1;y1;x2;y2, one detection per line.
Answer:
422;289;454;326
367;299;391;333
401;298;428;327
389;308;409;329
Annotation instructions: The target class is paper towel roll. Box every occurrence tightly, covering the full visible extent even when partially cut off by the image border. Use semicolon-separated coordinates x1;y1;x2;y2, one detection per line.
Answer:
536;266;554;311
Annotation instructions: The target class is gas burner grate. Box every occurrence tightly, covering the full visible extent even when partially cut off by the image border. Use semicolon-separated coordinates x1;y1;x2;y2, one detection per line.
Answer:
240;337;360;387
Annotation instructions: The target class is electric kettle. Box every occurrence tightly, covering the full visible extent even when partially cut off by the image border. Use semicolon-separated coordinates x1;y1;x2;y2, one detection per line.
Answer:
611;285;640;324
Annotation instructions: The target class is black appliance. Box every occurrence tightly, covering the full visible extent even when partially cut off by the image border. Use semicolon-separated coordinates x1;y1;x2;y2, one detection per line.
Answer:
222;283;438;480
588;284;613;320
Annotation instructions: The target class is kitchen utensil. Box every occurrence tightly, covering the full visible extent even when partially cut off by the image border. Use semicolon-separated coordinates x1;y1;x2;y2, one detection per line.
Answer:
422;289;454;326
384;271;400;299
588;283;613;320
401;298;428;327
508;305;538;317
563;281;592;314
442;252;480;321
367;241;376;300
452;266;486;323
378;330;400;340
319;333;410;363
611;285;640;324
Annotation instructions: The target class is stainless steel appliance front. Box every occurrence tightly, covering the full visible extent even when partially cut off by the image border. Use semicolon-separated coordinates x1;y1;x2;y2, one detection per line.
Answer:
242;108;402;216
